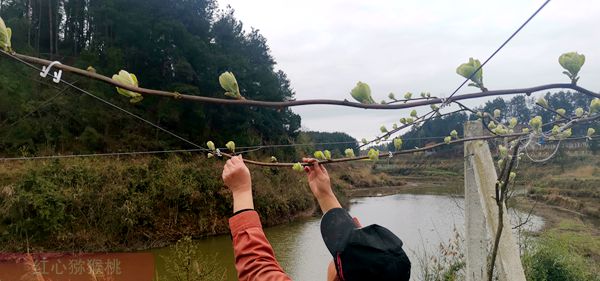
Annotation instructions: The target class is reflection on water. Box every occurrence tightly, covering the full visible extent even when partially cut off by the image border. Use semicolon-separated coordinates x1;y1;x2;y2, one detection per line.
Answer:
153;194;543;281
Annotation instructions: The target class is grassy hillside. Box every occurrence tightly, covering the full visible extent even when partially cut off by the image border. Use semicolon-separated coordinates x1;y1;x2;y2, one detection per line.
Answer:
0;155;397;252
0;155;320;251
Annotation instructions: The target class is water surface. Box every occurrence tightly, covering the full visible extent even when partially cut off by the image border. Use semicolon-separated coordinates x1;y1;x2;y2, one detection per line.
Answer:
153;193;543;280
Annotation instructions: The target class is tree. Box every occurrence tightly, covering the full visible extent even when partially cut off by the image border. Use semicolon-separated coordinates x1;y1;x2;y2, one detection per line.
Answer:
0;0;302;159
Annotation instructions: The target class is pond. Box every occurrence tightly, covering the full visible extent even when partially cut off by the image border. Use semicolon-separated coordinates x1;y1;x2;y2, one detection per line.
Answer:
153;193;543;280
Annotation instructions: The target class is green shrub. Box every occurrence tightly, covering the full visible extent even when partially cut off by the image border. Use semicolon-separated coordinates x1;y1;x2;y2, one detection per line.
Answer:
0;156;317;251
160;236;226;281
79;126;105;152
523;234;599;281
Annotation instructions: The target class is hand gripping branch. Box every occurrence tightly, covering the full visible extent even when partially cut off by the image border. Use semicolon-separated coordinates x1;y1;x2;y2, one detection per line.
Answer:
40;61;63;83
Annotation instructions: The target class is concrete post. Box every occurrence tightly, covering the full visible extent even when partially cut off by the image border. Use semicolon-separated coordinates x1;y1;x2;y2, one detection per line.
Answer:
464;121;527;281
464;121;488;281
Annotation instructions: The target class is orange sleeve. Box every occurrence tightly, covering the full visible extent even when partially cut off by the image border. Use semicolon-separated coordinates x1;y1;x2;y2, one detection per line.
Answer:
229;210;292;281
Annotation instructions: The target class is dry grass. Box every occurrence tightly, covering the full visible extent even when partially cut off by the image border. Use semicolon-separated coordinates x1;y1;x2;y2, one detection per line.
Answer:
560;165;598;178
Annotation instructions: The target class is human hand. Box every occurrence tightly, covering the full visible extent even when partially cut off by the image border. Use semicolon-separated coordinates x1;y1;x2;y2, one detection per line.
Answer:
222;155;253;212
303;158;333;199
223;155;251;194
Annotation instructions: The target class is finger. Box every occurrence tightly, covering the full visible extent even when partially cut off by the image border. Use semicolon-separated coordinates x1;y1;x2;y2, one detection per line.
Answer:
320;164;329;176
227;156;236;165
222;168;230;181
233;155;244;165
302;161;315;173
223;165;231;175
312;161;325;176
353;217;362;228
231;157;242;168
237;155;246;167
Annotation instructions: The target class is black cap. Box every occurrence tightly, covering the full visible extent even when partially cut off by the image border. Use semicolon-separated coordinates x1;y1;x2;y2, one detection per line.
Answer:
321;208;411;281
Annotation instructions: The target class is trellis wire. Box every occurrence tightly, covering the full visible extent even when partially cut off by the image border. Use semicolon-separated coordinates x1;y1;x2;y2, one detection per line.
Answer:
422;0;552;130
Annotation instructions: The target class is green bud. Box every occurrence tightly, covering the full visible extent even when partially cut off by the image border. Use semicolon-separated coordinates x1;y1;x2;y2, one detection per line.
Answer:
292;162;303;172
350;81;375;104
406;117;414;124
388;92;396;100
509;172;517;182
556;108;566;118
560;128;572;139
590;98;600;114
270;156;278;163
112;70;143;103
400;118;407;124
207;153;214;159
206;141;216;151
345;148;355;158
587;128;596;137
497;159;504;167
368;148;379;161
522;128;530;133
494;125;508;135
380;126;388;133
552;125;560;136
559;52;585;83
488;121;497;130
476;111;483;118
0;16;12;52
392;123;398;130
226;141;236;153
86;66;96;73
410;109;417;117
430;104;439;111
509;117;518;129
420;92;427;98
498;145;508;158
219;71;242;99
361;138;368;145
404;92;412;100
536;97;548;108
128;95;143;103
494;109;501;118
575;107;584;117
528;116;543;132
456;57;484;89
450;130;458;138
444;136;451;144
324;150;332;160
314;151;326;160
393;138;403;151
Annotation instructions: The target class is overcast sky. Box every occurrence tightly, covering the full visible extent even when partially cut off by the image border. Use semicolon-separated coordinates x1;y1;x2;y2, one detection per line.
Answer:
216;0;600;141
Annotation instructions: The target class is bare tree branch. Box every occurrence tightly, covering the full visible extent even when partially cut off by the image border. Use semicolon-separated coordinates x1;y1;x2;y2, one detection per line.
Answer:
488;142;521;281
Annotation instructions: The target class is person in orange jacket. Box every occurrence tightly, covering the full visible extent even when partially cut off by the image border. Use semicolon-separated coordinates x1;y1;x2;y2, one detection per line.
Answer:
222;155;410;281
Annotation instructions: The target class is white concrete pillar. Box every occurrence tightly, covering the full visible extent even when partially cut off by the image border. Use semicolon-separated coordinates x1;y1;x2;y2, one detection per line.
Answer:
464;121;488;281
464;120;526;281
